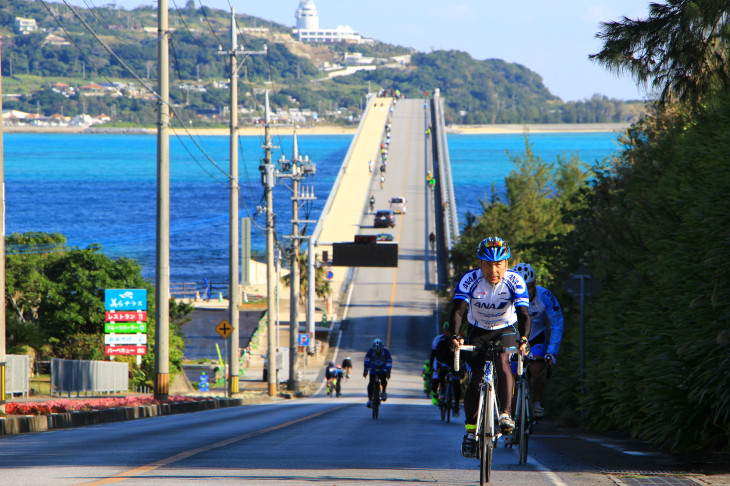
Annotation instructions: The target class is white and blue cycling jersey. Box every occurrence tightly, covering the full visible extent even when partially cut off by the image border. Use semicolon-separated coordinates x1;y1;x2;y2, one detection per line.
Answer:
454;268;530;331
528;286;564;357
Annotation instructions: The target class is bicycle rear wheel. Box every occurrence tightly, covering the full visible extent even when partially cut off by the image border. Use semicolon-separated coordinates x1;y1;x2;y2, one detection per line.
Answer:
480;388;494;485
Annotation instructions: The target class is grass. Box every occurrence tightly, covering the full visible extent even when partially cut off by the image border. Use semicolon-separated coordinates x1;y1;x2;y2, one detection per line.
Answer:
29;374;51;396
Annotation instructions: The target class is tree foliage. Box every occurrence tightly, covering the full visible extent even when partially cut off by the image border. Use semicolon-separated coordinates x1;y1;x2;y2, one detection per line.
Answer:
554;97;730;451
450;135;590;283
590;0;730;108
5;234;193;385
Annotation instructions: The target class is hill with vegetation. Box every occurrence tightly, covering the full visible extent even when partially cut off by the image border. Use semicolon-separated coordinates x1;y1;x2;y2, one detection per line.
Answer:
1;0;644;126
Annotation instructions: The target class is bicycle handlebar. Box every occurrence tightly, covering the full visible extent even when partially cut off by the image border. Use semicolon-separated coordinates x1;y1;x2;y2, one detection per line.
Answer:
453;345;473;372
453;344;513;372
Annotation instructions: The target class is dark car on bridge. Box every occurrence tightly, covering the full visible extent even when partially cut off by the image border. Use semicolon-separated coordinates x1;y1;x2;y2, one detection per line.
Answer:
374;210;395;228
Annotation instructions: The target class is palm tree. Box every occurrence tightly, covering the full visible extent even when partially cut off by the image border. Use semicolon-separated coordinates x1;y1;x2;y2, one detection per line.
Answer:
590;0;730;107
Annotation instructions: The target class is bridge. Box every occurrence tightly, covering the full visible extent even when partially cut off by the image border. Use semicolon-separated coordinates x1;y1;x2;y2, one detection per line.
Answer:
313;90;459;323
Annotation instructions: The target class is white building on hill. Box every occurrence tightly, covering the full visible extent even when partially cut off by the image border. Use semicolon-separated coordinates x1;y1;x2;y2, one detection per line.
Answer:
293;0;372;44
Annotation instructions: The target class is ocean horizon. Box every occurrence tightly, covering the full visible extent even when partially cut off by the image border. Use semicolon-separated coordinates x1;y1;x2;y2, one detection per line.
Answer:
5;131;622;285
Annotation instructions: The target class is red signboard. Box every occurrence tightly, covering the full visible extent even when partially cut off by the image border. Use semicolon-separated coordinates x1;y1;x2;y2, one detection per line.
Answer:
106;311;147;322
105;345;147;356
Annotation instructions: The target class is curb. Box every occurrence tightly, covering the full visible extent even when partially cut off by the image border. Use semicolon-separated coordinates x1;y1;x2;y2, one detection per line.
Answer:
0;397;256;437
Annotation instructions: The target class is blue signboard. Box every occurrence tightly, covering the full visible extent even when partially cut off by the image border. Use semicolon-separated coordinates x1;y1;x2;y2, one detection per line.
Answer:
105;289;148;311
297;333;310;346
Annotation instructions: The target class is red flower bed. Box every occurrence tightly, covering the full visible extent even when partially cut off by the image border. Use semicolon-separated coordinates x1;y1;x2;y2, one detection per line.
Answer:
5;395;201;416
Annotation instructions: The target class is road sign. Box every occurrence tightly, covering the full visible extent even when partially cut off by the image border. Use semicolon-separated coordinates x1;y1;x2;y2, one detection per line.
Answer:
105;345;147;356
325;270;334;280
298;333;310;346
216;320;234;339
564;268;601;299
105;311;147;322
105;334;147;345
105;322;147;334
105;289;147;311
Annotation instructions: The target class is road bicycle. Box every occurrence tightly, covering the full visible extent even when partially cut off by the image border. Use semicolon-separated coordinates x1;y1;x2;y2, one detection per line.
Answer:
504;353;535;464
456;342;508;485
326;377;338;397
438;367;457;423
371;374;382;419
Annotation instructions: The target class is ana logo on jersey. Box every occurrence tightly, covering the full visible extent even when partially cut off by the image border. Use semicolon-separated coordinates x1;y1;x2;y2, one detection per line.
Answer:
461;273;477;290
473;301;509;309
506;273;525;292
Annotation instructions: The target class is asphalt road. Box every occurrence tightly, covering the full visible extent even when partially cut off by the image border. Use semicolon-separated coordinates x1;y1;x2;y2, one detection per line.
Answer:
0;100;725;486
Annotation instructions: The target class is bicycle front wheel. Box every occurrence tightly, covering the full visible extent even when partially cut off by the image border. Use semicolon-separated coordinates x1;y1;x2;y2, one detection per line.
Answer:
518;381;529;464
445;384;453;424
480;388;494;485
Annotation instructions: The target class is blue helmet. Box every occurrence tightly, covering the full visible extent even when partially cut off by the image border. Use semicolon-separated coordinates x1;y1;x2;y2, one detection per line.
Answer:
372;338;384;354
476;237;511;262
512;263;536;284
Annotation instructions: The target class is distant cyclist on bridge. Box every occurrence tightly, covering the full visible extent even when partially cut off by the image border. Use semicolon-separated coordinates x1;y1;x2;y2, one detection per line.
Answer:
449;236;531;458
511;262;564;418
364;338;392;408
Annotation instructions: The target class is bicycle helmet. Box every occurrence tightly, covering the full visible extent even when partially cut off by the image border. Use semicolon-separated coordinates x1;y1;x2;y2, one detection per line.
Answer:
328;361;334;367
512;263;536;284
336;364;342;369
372;338;384;354
476;236;511;261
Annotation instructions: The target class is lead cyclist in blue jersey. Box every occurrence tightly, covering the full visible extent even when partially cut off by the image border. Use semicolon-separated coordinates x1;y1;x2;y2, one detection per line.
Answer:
449;236;531;458
511;263;564;418
363;338;392;408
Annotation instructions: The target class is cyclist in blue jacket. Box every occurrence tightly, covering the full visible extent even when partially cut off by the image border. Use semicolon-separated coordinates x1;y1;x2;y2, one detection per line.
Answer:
511;263;564;418
363;338;392;408
449;236;531;458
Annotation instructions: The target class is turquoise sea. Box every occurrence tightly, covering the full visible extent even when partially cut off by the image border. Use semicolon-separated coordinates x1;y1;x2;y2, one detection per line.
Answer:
4;130;623;284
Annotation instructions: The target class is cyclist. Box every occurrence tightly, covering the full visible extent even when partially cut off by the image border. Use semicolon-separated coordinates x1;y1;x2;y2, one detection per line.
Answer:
369;196;375;213
431;322;463;416
334;364;344;396
422;359;432;396
450;236;531;458
511;263;564;418
429;231;436;250
342;356;353;380
429;323;451;405
325;361;339;396
380;175;385;189
363;338;392;408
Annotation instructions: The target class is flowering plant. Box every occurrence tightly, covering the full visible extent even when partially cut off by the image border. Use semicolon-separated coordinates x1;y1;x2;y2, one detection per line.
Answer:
5;395;200;416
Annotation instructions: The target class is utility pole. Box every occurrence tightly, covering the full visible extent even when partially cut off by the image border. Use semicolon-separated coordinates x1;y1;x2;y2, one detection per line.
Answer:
0;43;6;414
277;133;317;391
218;8;265;397
260;93;277;397
154;0;170;401
289;134;300;391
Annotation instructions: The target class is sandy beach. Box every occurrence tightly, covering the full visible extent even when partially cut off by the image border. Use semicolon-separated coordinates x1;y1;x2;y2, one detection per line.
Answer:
3;122;630;136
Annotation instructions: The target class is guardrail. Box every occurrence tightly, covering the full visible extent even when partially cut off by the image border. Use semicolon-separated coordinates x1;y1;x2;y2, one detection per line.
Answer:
51;358;128;397
312;92;376;245
431;90;459;286
170;280;228;301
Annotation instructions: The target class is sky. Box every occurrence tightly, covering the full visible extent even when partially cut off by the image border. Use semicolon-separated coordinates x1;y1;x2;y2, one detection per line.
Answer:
74;0;653;101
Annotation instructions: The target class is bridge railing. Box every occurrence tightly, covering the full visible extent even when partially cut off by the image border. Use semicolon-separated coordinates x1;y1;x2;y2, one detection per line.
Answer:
432;89;459;285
